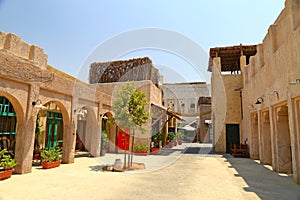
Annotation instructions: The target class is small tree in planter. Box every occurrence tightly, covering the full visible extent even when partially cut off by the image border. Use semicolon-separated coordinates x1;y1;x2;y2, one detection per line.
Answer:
40;145;61;169
0;149;17;180
134;144;150;156
113;82;150;168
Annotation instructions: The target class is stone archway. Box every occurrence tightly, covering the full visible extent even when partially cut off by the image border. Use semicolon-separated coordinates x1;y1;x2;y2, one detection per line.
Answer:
101;112;117;153
33;100;72;164
261;110;272;165
75;106;100;157
0;94;24;158
0;92;26;173
250;113;259;159
274;105;292;174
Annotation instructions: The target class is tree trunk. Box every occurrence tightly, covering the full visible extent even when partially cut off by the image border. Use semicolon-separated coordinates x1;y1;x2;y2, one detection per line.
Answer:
130;130;135;167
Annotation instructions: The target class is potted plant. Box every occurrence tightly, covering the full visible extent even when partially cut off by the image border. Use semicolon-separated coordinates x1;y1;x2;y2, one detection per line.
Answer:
167;132;176;148
0;149;17;180
177;131;184;145
40;145;61;169
134;144;149;156
151;132;162;154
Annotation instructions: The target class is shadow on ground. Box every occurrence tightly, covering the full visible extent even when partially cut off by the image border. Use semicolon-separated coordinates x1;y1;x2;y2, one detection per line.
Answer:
89;164;108;172
225;156;300;200
182;146;215;155
151;146;214;156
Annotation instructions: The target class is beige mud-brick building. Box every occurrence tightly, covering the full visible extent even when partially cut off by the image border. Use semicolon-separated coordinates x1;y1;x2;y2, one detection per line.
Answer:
89;58;165;153
0;31;113;174
210;0;300;184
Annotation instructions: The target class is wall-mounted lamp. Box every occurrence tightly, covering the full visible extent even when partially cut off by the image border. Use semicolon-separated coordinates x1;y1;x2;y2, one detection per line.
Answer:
289;79;300;85
269;91;279;99
99;114;108;119
32;99;47;110
255;97;264;105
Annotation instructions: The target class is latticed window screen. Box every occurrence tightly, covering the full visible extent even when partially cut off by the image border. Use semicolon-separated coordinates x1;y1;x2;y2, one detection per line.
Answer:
0;96;17;151
45;111;63;150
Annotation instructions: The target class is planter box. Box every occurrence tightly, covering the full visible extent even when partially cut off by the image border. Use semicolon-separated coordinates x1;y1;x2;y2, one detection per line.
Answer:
150;148;160;155
41;160;61;169
134;152;148;156
0;169;13;180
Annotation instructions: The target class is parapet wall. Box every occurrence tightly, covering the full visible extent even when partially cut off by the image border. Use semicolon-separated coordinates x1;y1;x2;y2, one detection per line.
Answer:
0;31;48;70
243;0;300;83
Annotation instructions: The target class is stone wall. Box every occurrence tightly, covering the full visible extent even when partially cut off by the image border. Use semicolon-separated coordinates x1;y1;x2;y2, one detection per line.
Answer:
241;0;300;183
0;30;111;174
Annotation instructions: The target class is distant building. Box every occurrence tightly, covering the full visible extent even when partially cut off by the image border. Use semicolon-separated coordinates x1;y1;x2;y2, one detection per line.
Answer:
160;82;211;142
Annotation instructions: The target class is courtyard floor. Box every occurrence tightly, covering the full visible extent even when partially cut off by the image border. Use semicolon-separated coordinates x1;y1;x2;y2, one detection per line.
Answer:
0;143;300;200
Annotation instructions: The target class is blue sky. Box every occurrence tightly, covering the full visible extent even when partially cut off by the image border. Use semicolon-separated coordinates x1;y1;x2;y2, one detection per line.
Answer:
0;0;285;83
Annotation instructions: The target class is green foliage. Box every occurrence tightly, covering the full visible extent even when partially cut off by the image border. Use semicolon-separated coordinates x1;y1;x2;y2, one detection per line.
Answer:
112;82;150;132
153;132;163;147
0;149;17;170
177;131;184;140
40;145;61;162
101;130;108;149
134;144;150;152
168;132;176;141
35;113;41;136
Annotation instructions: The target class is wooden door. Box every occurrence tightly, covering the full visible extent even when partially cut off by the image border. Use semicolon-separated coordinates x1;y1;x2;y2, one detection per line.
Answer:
117;129;130;150
226;124;240;153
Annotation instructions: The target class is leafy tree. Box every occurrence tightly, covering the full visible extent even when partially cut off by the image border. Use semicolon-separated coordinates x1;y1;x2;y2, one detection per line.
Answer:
112;82;150;168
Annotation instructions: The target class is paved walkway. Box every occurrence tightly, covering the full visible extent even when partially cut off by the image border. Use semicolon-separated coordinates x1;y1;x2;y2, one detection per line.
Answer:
0;143;300;200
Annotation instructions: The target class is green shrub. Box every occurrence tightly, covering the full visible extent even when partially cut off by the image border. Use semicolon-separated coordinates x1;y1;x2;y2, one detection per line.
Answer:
134;144;149;152
40;146;61;162
0;149;17;170
168;132;176;141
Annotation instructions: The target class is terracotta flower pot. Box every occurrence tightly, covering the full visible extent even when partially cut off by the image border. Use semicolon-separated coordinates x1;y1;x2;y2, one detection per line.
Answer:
150;148;160;155
0;169;13;180
178;140;183;145
41;160;61;169
134;152;148;156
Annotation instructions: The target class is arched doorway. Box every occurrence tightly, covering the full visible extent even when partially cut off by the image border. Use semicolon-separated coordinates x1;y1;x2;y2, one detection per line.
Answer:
34;102;64;156
74;107;100;157
101;112;120;153
0;96;17;154
75;108;88;152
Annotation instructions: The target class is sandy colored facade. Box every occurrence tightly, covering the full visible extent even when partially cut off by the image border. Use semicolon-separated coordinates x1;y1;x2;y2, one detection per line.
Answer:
93;80;163;153
210;0;300;184
198;97;212;143
0;31;118;174
0;31;166;175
